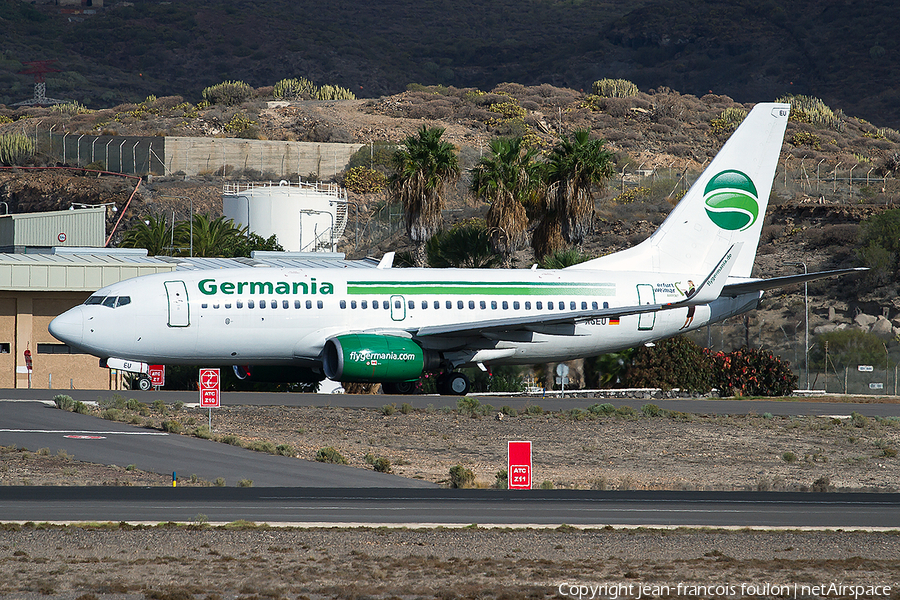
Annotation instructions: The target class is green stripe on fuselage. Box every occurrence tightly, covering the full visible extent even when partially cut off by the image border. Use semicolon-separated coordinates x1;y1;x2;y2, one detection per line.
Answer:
346;281;615;296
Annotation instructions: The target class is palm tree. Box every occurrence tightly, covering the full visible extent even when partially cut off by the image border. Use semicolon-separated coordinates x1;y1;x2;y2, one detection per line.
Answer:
176;214;248;257
470;137;543;267
119;214;174;256
391;125;460;267
426;221;503;268
532;129;615;259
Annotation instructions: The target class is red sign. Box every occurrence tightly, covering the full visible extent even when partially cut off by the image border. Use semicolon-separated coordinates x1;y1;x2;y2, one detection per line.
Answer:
149;365;165;387
508;440;532;489
23;349;32;372
199;368;220;407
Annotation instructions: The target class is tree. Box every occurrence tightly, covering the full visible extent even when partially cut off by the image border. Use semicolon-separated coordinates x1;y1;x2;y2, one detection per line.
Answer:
391;126;460;267
538;247;591;269
120;214;174;256
426;220;503;268
176;214;248;258
470;136;542;266
532;129;614;258
857;208;900;285
620;336;714;392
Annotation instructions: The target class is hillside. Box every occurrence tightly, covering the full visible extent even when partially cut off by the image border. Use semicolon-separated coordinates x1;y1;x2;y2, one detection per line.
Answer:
1;0;900;128
2;84;900;384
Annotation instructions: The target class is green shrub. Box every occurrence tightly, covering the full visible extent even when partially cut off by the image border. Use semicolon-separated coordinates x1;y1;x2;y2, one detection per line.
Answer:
220;435;243;447
381;403;396;416
0;132;35;166
101;408;123;421
494;469;508;489
202;80;253;106
372;457;392;473
813;329;891;370
457;396;482;417
73;401;90;415
316;447;347;464
273;77;316;99
275;444;294;456
343;166;388;194
248;440;276;454
151;399;166;414
709;107;747;136
622;336;714;392
588;403;615;416
449;464;475;489
400;403;413;415
592;78;639;98
776;94;844;130
782;451;797;463
850;412;868;428
161;420;182;434
238;479;253;487
192;426;212;439
125;398;145;411
500;405;518;417
641;403;663;417
53;395;75;411
526;405;544;415
540;480;554;490
214;477;226;487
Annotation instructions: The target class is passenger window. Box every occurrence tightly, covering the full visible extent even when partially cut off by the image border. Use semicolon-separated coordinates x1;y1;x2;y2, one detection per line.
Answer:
513;301;520;310
116;296;131;307
592;301;598;310
225;304;231;309
361;300;368;309
570;301;576;310
468;300;475;310
434;301;440;309
559;301;565;310
351;300;357;309
201;303;208;309
408;300;414;309
340;300;347;309
603;302;609;309
480;301;486;309
283;300;289;309
259;300;266;309
295;300;301;309
318;300;323;309
536;301;543;310
306;300;313;309
102;296;117;308
248;300;255;309
491;301;497;310
547;302;553;310
457;300;463;310
525;301;531;310
446;301;452;309
581;302;587;310
236;301;243;309
502;301;509;310
213;304;219;309
373;299;379;309
422;300;428;309
383;300;390;309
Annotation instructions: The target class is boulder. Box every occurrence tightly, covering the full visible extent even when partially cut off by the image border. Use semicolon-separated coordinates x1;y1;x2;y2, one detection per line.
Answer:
854;313;878;328
872;316;895;339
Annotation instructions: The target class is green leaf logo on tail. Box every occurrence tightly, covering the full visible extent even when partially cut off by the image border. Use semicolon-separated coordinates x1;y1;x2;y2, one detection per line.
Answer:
703;170;759;231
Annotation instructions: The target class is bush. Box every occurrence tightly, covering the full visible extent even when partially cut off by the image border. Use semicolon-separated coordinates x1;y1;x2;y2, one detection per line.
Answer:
588;403;616;416
0;132;35;166
641;404;663;417
400;403;413;415
343;166;388;194
316;447;348;464
53;395;75;411
202;80;253;106
192;426;212;439
275;444;294;456
381;404;396;416
710;347;797;397
238;479;253;487
372;457;392;473
73;401;90;415
494;470;508;489
248;440;276;454
592;78;639;98
449;464;475;489
101;408;123;421
621;336;714;392
220;435;243;447
161;420;182;434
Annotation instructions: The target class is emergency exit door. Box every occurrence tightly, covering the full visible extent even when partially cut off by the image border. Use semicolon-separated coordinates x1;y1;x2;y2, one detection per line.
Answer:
636;284;655;331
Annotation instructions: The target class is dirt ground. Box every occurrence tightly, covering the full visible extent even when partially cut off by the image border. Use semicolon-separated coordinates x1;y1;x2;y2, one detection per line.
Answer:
2;400;900;599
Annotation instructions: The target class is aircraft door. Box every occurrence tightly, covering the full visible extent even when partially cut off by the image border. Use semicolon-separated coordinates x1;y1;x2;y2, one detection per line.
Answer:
164;281;190;327
390;295;406;321
636;284;655;331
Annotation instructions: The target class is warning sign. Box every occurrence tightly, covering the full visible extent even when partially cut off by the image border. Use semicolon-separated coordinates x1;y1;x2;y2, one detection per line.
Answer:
508;440;532;489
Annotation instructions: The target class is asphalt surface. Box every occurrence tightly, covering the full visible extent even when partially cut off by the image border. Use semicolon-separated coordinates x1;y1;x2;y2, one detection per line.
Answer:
4;388;900;417
0;400;432;488
0;487;898;528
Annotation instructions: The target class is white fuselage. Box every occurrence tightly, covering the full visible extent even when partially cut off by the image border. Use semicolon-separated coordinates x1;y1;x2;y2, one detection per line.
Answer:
49;266;759;369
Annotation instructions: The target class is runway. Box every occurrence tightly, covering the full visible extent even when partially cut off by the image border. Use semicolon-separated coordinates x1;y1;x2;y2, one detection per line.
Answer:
1;487;898;528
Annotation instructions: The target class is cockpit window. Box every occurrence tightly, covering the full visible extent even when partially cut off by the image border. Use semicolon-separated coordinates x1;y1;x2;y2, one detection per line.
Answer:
116;296;131;308
101;296;117;308
85;295;132;308
84;296;104;305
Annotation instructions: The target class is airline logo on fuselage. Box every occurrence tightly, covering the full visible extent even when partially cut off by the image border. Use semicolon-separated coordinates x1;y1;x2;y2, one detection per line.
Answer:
198;278;334;296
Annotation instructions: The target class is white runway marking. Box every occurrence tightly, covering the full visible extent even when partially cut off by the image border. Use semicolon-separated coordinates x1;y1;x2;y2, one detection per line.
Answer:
0;429;168;435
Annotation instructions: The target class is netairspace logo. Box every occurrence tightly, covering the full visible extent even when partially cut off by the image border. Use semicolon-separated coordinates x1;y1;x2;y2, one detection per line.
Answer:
703;169;759;231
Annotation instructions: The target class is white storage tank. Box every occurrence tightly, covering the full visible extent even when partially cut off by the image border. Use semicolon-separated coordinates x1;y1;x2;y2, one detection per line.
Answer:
222;180;349;252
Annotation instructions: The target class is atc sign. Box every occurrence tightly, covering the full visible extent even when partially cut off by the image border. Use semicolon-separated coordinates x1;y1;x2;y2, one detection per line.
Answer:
149;365;165;387
199;368;220;407
508;440;532;490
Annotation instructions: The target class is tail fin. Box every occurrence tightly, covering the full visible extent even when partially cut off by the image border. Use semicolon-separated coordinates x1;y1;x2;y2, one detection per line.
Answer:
570;102;789;277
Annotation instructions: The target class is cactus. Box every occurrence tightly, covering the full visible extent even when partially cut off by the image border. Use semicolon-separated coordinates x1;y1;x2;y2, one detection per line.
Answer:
273;77;316;99
777;94;845;131
592;78;639;98
0;133;36;166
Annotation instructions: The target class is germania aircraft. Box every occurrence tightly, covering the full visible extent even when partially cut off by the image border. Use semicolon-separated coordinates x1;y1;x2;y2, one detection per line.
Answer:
50;102;861;394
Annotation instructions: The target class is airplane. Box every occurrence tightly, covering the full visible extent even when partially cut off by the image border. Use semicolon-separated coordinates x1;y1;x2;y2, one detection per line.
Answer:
49;102;863;395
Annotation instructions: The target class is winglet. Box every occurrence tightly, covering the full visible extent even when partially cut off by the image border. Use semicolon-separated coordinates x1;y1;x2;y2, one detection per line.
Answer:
681;242;742;305
376;252;395;269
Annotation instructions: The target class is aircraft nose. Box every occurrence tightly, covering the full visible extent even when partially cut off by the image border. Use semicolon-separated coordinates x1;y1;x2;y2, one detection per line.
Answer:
49;306;84;347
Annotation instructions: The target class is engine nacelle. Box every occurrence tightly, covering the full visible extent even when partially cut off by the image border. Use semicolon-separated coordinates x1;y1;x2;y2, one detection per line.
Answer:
323;334;431;382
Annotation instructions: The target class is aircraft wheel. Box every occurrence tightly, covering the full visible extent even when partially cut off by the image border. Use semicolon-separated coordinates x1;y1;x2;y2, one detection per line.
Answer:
439;372;470;396
134;375;152;391
382;380;416;395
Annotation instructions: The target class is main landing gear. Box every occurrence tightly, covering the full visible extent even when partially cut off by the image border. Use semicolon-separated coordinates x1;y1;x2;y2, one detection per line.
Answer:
381;371;471;396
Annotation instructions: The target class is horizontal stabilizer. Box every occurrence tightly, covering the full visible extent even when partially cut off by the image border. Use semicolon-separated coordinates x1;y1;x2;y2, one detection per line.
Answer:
721;267;867;296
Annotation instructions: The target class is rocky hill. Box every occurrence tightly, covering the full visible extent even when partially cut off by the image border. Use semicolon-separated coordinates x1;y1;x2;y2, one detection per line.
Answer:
2;85;899;378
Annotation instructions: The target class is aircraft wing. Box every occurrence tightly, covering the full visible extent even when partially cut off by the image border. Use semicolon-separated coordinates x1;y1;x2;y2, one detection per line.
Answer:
413;244;742;338
721;267;867;296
